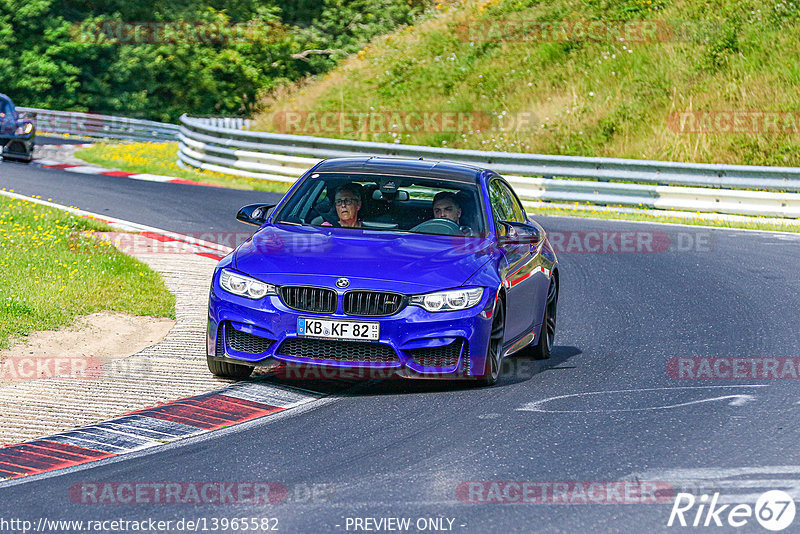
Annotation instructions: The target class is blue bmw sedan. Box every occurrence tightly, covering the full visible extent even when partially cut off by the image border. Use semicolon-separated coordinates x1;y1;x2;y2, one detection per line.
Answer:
207;157;559;386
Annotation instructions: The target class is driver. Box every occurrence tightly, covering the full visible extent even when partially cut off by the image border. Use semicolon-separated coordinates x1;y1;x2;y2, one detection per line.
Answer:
432;191;462;224
432;191;472;234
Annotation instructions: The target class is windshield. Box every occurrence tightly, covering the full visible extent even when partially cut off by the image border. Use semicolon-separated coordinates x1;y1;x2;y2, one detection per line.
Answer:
0;96;16;130
272;172;486;237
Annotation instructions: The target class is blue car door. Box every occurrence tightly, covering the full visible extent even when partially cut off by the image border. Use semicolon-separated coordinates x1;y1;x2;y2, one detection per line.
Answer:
488;179;544;345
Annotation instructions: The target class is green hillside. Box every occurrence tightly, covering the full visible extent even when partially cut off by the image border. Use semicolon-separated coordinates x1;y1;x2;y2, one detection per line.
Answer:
254;0;800;166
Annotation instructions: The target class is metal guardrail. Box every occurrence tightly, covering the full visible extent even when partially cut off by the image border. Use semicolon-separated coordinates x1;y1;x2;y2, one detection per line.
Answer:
16;108;249;142
178;115;800;219
18;107;180;142
194;117;252;130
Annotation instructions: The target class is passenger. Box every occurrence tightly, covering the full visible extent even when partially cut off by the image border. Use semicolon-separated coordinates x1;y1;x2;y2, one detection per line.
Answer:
323;183;362;228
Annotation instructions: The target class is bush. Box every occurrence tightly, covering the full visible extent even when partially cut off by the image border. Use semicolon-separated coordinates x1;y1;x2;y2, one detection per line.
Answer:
0;0;429;121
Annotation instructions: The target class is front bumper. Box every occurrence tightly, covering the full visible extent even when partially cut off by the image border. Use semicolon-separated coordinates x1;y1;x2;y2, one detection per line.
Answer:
0;130;35;161
207;281;496;380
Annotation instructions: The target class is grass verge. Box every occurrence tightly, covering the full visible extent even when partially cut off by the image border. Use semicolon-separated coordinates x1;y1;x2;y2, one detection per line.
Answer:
0;195;176;349
74;141;293;194
528;205;800;233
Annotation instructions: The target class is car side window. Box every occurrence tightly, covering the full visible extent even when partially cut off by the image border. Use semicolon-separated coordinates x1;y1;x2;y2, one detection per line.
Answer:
488;180;512;234
500;182;527;223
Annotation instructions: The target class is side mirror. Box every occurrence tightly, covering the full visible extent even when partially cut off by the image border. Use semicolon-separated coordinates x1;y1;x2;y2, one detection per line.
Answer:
498;221;541;246
236;204;275;226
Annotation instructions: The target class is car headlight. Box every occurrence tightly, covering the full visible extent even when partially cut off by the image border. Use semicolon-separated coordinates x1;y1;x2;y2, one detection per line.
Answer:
219;269;277;299
410;288;483;312
15;122;33;135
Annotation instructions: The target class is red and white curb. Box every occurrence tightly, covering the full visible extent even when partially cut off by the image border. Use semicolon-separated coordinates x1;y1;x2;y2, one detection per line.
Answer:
0;380;348;481
33;154;221;189
0;191;356;481
0;190;233;261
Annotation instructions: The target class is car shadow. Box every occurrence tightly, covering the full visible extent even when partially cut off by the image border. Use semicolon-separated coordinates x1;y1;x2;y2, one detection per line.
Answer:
254;345;582;397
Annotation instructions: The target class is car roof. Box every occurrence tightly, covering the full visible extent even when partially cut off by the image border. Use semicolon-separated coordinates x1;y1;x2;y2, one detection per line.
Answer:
311;157;487;184
0;94;15;111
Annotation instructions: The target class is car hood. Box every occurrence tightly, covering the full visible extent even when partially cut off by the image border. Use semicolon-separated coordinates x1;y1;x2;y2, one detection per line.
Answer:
233;224;495;293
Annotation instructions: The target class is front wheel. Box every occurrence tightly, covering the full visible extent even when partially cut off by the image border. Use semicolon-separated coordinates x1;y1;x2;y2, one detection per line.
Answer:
475;299;505;387
1;153;33;163
528;276;557;360
207;356;254;379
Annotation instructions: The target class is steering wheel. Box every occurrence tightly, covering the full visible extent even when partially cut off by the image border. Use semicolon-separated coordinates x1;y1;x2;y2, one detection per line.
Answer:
459;226;476;237
410;218;462;235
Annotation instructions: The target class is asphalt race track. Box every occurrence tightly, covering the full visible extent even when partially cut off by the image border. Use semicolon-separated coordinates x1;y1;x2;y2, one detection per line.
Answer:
37;135;93;146
0;156;283;238
1;160;800;533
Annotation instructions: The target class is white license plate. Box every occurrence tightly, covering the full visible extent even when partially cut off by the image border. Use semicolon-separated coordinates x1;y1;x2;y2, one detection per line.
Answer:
297;317;379;341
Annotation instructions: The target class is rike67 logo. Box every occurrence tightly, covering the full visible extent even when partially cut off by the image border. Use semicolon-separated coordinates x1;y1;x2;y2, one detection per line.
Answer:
668;490;796;531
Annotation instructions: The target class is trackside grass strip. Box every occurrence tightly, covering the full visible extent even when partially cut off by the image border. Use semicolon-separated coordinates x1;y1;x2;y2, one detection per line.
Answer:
0;195;175;349
75;141;293;194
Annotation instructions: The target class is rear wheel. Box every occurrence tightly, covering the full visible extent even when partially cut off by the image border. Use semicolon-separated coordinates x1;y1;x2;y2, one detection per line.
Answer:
529;276;558;360
207;356;254;379
475;299;505;387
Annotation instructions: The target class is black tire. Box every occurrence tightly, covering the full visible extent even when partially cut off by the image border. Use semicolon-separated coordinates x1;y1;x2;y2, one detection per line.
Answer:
528;276;557;360
1;154;32;163
475;299;505;387
207;356;254;379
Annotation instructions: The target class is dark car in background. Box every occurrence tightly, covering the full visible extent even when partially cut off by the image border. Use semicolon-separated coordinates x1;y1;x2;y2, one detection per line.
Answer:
0;94;36;163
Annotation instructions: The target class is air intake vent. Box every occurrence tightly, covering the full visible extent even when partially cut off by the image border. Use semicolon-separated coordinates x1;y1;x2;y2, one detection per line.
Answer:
277;338;398;363
407;340;463;369
226;325;275;354
215;323;225;357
